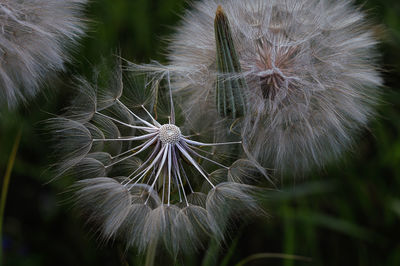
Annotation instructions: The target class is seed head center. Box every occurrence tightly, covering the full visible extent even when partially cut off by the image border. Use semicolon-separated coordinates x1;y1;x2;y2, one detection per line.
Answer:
159;124;181;145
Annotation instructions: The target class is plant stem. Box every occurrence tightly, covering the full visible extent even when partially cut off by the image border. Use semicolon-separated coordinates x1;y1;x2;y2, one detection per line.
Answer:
145;238;158;266
0;129;22;265
283;205;295;266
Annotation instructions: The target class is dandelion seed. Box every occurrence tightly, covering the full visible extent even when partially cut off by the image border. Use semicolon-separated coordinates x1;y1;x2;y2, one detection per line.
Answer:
48;62;263;254
0;0;87;108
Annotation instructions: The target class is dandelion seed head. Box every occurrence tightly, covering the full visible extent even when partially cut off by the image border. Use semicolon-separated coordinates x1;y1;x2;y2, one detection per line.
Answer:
48;62;264;254
0;0;87;108
159;124;181;144
166;0;383;174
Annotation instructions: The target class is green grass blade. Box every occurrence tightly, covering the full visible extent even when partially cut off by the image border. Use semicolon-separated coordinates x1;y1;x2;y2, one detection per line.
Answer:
235;253;312;266
0;128;22;265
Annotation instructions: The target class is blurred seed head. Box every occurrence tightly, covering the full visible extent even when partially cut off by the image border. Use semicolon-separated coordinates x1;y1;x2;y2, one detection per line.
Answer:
47;62;264;255
0;0;87;108
166;0;383;174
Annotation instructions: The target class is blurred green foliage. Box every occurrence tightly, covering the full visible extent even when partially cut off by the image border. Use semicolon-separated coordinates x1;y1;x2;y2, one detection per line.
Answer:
1;0;400;265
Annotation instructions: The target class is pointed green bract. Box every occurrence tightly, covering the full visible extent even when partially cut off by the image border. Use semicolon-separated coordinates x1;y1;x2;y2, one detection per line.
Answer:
214;6;247;119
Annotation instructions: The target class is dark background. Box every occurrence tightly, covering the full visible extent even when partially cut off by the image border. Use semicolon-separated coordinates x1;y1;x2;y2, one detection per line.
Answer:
1;0;400;265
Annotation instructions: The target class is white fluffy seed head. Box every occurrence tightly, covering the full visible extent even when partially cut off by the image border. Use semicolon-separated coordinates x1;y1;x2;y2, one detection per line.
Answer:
0;0;87;108
159;124;181;144
167;0;383;174
47;67;264;254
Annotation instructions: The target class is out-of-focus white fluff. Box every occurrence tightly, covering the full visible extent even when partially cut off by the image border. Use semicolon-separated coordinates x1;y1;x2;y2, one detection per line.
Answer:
167;0;383;174
0;0;87;108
